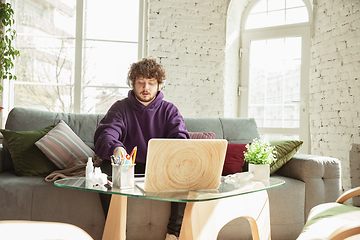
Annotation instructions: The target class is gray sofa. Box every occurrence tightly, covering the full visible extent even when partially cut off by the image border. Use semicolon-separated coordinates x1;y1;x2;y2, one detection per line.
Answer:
0;107;342;240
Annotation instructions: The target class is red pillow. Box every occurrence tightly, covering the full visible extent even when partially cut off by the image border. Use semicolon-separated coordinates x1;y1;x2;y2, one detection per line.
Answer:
222;143;248;176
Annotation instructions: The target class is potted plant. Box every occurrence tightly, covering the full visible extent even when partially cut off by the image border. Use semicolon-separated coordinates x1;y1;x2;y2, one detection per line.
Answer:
244;138;276;181
0;2;20;95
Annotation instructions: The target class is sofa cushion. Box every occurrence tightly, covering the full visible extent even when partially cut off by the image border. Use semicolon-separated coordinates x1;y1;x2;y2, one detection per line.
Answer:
0;171;105;240
222;143;248;176
189;132;216;139
0;125;58;176
35;120;95;169
219;118;260;143
270;140;303;174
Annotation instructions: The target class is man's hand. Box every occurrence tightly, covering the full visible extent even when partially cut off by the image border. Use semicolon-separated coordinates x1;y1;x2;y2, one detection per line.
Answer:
113;146;128;160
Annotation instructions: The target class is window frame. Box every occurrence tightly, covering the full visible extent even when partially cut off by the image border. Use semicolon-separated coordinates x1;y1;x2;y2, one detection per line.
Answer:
239;0;312;153
1;0;147;126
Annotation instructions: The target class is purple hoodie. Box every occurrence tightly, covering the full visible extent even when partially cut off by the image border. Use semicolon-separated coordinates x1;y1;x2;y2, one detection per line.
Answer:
94;90;190;163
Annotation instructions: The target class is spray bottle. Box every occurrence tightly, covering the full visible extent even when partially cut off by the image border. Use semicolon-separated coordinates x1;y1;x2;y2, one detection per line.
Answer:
85;157;94;187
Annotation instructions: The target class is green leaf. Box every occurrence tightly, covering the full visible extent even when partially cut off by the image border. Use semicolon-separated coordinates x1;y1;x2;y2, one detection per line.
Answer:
0;2;19;86
244;138;276;165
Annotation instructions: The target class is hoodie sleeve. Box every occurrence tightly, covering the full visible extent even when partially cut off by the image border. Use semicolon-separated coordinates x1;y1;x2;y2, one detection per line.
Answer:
94;101;127;160
165;104;190;139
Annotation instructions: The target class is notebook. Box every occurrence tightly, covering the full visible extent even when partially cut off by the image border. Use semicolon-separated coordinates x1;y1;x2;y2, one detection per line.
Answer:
136;138;228;192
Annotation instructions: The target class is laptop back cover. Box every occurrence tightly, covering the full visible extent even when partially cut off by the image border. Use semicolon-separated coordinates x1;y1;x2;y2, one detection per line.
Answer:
143;139;228;192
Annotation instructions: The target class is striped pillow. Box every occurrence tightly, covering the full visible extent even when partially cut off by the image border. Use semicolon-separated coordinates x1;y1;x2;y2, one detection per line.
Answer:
189;132;216;139
35;120;95;169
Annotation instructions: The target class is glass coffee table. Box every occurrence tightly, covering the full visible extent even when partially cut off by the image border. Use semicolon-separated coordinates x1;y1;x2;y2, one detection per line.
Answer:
55;175;284;240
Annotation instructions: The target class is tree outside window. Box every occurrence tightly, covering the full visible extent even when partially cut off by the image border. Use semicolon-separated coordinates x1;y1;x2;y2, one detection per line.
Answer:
5;0;141;115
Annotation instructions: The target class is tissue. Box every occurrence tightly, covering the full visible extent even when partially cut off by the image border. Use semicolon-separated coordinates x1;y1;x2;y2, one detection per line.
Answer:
90;167;108;185
223;172;253;184
86;167;108;190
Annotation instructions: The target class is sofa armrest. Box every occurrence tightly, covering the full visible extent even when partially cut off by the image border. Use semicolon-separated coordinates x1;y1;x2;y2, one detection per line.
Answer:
276;153;342;219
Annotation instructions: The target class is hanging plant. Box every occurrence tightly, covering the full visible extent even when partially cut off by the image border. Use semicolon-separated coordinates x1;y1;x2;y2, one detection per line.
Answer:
0;2;20;93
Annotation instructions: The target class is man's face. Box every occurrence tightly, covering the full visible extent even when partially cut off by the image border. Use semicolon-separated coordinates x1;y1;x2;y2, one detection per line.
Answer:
133;77;159;105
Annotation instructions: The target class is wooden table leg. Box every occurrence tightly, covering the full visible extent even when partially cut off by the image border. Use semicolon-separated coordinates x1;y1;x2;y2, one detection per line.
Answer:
102;195;128;240
179;190;270;240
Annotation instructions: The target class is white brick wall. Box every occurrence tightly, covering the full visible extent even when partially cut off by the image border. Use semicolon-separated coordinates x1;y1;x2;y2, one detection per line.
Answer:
148;0;360;197
148;0;230;117
310;0;360;194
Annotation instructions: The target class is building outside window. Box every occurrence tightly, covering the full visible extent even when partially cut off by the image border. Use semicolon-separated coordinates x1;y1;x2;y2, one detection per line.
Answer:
1;0;145;127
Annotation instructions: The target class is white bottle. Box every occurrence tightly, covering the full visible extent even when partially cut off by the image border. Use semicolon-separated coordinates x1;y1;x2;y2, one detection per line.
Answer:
86;157;94;179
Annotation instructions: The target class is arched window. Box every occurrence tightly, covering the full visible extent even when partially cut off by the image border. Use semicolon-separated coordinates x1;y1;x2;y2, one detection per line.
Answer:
240;0;311;153
245;0;309;29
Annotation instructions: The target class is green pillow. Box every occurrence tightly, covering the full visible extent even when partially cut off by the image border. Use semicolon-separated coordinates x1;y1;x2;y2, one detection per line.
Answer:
269;140;303;174
0;125;58;176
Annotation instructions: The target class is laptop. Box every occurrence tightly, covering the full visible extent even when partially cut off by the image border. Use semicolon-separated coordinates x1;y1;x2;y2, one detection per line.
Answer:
136;138;228;192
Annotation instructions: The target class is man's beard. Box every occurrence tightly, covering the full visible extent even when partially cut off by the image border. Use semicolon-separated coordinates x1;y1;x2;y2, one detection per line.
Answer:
136;91;156;103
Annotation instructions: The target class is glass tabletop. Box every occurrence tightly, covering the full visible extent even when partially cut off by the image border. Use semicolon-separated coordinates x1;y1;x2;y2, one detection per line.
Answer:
55;175;285;203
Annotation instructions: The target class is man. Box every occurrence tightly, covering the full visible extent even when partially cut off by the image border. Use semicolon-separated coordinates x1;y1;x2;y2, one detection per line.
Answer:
94;57;189;240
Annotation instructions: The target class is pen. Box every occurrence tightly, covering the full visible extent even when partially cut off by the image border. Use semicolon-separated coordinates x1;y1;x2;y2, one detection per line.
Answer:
120;151;125;164
125;154;131;164
132;147;137;164
129;146;137;160
110;155;116;164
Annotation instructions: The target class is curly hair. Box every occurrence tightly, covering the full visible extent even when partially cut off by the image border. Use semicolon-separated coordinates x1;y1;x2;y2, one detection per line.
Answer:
127;58;166;87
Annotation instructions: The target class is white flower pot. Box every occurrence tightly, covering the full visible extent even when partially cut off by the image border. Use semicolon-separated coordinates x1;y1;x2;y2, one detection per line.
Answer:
249;163;270;181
